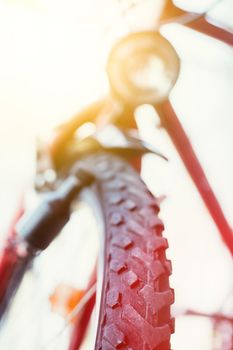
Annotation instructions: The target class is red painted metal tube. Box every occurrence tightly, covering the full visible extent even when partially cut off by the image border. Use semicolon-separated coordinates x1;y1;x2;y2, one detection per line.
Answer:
159;1;233;47
0;239;34;319
160;0;187;22
186;16;233;47
156;101;233;256
0;242;19;305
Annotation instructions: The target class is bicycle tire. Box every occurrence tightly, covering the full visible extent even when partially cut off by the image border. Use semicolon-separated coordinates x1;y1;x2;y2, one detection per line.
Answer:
76;152;174;350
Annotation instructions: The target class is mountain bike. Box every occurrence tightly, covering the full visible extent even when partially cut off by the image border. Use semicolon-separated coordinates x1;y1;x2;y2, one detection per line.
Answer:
0;1;232;349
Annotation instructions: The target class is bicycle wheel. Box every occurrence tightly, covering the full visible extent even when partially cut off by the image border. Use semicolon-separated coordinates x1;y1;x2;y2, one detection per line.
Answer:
75;151;174;350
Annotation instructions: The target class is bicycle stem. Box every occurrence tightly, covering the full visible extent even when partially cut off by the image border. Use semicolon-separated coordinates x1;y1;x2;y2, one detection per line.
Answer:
156;100;233;256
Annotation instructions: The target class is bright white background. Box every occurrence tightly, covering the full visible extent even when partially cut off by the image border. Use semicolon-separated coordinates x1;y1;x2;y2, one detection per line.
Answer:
0;0;232;349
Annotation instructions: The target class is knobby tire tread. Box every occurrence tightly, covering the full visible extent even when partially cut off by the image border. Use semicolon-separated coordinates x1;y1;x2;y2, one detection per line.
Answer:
81;153;174;350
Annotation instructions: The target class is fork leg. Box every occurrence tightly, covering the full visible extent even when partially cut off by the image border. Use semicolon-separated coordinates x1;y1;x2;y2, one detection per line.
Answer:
156;100;233;256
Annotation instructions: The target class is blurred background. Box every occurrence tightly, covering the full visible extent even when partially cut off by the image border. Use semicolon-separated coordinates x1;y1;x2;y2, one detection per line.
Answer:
0;0;232;349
